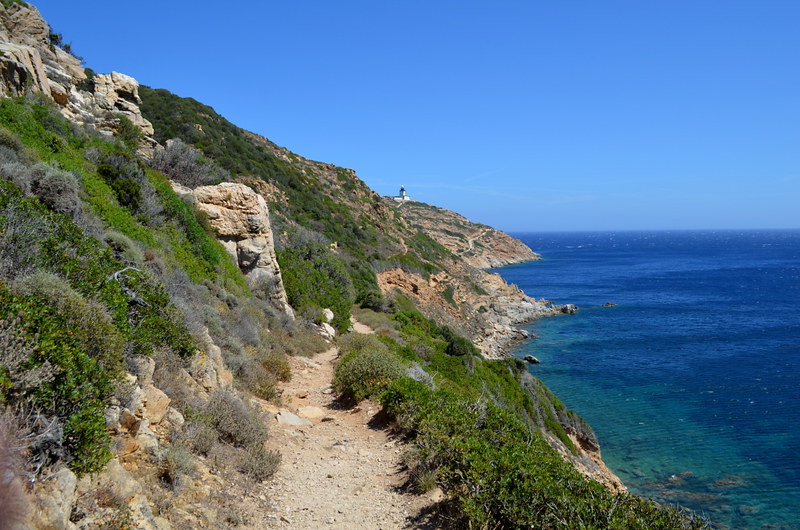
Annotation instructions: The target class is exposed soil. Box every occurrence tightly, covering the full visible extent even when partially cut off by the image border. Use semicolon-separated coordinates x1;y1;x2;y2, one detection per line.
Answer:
250;321;441;529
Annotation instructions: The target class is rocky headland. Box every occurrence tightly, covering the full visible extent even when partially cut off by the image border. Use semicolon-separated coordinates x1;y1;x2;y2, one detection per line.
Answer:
390;199;540;269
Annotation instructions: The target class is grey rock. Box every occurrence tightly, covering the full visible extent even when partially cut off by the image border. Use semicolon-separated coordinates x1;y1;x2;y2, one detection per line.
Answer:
29;467;78;530
276;410;312;427
126;355;155;386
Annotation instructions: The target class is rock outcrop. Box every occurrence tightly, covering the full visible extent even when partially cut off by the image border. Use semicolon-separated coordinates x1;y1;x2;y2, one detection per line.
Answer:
390;199;540;269
177;182;293;317
377;261;565;359
0;2;155;153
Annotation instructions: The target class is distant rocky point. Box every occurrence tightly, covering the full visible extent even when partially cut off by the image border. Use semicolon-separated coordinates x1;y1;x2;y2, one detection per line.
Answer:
389;198;540;269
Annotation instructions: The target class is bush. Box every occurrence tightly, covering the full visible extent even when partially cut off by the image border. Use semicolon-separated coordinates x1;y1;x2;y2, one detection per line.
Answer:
0;285;114;476
103;231;145;265
275;242;355;333
333;348;404;402
338;332;387;355
149;138;228;188
184;421;217;456
205;391;267;448
445;335;478;357
115;114;143;149
158;442;195;488
11;271;125;374
261;351;291;382
235;358;279;401
237;444;281;482
29;163;81;217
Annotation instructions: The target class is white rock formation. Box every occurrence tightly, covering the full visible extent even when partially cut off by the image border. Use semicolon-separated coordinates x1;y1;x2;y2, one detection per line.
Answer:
188;182;294;317
0;3;156;153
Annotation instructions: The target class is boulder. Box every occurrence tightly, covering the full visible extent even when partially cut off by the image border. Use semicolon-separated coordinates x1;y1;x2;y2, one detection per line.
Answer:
134;420;159;455
276;410;312;427
126;355;155;386
101;460;142;502
320;322;337;339
142;385;171;424
163;407;185;430
28;467;78;530
189;183;294;317
297;406;327;420
0;42;50;96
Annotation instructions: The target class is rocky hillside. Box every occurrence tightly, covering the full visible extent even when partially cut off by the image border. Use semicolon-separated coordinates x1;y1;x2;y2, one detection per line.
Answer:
136;84;566;358
390;199;540;269
0;4;705;529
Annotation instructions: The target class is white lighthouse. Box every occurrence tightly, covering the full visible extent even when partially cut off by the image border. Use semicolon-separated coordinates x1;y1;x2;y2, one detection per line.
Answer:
392;185;411;202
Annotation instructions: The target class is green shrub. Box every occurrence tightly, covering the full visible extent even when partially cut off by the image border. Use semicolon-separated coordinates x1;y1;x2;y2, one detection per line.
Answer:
333;348;404;402
445;334;478;357
380;378;706;529
115;114;143;150
337;332;387;356
277;242;354;333
11;271;125;374
0;285;115;475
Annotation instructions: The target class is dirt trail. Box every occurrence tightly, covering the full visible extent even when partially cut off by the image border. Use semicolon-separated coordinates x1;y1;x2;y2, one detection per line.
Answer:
252;321;438;529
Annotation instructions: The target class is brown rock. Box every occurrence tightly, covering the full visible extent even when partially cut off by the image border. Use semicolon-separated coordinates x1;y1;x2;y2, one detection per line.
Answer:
142;384;171;424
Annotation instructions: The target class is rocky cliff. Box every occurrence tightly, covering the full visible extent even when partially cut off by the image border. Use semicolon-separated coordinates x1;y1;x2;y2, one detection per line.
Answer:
390;199;540;269
0;2;156;153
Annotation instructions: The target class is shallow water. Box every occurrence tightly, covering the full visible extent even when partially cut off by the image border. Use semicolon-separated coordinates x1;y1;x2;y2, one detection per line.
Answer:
496;230;800;529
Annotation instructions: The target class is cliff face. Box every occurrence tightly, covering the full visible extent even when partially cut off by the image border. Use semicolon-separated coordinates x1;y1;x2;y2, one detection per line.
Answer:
0;2;156;153
391;199;540;269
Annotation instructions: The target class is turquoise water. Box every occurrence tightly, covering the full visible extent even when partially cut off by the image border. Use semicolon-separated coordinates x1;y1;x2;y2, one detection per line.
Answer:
495;230;800;529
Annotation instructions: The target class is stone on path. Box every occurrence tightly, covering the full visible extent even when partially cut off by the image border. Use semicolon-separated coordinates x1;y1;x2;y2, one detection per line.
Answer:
276;410;312;426
298;406;327;420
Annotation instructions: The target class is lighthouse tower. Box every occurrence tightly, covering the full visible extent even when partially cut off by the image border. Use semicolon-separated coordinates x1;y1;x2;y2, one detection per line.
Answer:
393;185;411;202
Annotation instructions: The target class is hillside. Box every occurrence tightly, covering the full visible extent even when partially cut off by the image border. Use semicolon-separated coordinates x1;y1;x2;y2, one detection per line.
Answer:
137;84;563;359
389;199;540;269
0;3;705;529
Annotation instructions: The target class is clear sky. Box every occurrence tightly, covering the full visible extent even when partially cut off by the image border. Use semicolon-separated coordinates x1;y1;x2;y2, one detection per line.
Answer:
33;1;800;232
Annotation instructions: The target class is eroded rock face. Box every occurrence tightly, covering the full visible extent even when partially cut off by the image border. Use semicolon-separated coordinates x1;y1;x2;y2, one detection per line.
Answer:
0;3;155;154
188;182;293;317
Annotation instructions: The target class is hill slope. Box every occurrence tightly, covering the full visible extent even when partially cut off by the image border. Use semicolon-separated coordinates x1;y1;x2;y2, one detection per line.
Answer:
390;199;540;269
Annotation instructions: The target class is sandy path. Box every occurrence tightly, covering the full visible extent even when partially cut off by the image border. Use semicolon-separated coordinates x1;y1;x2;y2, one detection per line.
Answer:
254;322;437;529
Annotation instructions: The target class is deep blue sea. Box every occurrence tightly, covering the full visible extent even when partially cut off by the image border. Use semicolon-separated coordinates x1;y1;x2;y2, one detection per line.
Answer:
495;230;800;529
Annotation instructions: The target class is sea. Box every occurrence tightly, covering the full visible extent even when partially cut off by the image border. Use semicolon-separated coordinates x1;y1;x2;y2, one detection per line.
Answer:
494;230;800;529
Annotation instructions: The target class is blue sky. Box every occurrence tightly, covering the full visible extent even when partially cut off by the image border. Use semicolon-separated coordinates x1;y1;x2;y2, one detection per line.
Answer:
35;1;799;231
